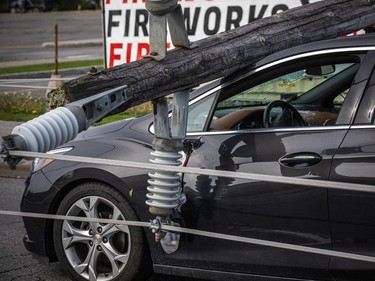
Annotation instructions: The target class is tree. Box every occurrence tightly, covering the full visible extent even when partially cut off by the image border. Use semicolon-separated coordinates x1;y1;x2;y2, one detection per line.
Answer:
48;0;375;113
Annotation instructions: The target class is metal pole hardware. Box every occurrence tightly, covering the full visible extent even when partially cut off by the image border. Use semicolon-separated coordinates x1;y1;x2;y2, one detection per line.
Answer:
146;89;190;253
145;0;189;60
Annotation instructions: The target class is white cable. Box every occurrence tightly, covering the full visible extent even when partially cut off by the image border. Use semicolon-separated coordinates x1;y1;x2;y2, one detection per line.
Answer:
1;209;375;264
2;151;375;263
3;150;375;194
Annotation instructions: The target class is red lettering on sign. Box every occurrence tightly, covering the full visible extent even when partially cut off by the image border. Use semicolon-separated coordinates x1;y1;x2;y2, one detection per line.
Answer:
109;43;123;67
137;43;150;60
106;0;131;4
107;42;174;67
126;43;132;63
122;0;145;3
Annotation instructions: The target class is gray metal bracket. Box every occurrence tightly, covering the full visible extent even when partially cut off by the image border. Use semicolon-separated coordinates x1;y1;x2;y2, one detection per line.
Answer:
146;0;189;60
147;89;190;254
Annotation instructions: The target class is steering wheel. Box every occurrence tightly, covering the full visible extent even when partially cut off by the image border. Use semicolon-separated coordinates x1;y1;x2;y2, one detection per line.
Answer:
263;100;307;128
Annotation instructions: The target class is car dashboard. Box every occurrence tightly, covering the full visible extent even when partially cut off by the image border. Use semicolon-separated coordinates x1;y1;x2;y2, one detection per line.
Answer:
210;105;338;130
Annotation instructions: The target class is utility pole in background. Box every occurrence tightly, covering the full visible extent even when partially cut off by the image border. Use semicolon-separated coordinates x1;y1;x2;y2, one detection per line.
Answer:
46;23;62;100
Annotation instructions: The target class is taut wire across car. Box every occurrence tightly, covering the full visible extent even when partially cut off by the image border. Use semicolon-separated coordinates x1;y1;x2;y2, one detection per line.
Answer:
20;34;375;281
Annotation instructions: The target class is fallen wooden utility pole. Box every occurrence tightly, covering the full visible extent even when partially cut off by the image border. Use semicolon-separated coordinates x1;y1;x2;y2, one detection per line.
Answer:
48;0;375;113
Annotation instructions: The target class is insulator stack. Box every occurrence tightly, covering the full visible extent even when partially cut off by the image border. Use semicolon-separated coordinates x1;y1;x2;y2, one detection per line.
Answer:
11;107;79;152
146;149;182;216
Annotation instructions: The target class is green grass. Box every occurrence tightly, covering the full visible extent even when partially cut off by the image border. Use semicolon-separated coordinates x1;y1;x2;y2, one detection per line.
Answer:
0;61;154;126
0;112;40;122
0;101;152;125
0;111;149;125
95;103;153;125
0;59;104;75
94;112;142;126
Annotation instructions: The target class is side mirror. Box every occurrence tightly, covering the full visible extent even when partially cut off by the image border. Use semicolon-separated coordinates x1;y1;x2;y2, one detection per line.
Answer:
305;65;336;76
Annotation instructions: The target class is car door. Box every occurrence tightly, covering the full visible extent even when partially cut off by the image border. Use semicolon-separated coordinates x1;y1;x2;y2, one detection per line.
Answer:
173;51;369;280
328;51;375;281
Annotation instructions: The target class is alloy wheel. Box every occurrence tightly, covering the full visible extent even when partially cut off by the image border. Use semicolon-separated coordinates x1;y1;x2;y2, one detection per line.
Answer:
62;195;131;281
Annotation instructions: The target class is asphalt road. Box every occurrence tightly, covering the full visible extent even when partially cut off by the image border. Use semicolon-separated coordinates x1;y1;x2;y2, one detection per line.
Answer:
0;177;71;281
0;122;200;281
0;11;104;99
0;177;203;281
0;122;66;279
0;11;103;66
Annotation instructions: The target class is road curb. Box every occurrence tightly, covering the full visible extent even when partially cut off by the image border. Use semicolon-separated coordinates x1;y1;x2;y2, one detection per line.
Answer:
0;66;104;79
42;38;103;48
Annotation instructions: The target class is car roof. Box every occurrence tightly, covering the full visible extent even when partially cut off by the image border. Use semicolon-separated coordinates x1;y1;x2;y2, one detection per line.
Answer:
190;34;375;100
228;34;375;79
258;34;375;66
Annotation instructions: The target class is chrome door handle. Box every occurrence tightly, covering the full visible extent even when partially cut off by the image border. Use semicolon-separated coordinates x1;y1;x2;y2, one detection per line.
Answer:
279;153;322;168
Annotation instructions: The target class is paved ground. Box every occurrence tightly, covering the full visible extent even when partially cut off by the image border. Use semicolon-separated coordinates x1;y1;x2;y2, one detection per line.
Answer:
0;178;154;281
0;121;31;179
0;11;103;67
0;10;105;172
0;178;200;281
0;120;22;136
0;11;105;117
0;177;71;281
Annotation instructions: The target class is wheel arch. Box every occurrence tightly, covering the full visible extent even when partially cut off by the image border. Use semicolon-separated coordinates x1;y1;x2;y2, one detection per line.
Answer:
44;167;152;263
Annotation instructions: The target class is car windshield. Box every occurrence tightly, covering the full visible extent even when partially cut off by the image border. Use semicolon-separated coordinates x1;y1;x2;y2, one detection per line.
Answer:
216;63;354;110
186;59;359;132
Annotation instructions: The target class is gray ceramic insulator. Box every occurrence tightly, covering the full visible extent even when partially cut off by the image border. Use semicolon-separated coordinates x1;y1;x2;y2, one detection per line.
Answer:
146;149;182;213
11;107;80;152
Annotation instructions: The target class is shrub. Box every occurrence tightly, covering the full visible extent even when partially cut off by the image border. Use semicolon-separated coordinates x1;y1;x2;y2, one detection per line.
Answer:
0;93;46;115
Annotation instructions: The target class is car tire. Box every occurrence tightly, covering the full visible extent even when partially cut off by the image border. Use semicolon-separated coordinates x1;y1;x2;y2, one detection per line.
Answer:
53;182;151;281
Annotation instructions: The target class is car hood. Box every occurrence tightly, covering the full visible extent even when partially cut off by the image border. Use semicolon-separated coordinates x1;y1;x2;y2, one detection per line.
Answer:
76;118;135;140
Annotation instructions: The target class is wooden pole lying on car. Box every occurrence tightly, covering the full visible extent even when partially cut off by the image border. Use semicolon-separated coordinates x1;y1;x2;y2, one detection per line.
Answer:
47;0;375;114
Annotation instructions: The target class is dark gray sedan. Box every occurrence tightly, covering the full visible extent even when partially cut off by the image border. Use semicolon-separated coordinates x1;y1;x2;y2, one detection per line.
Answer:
22;34;375;281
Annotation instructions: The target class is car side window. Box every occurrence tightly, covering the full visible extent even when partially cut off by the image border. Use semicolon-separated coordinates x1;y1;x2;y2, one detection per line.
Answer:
333;89;349;110
209;60;359;130
187;92;217;132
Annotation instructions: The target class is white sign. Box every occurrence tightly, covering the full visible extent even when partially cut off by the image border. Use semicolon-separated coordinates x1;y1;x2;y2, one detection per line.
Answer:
103;0;320;68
